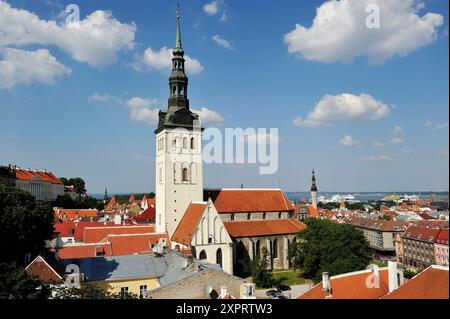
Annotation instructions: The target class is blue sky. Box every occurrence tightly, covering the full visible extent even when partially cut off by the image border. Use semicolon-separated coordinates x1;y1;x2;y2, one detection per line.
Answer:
0;0;448;193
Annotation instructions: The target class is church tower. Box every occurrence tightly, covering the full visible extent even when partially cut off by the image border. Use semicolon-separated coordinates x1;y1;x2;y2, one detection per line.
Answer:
310;170;318;209
155;6;203;235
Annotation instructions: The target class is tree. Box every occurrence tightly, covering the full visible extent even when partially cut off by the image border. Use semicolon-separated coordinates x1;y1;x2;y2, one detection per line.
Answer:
289;218;372;283
68;177;86;195
251;247;275;288
53;284;138;299
54;194;76;208
0;262;50;299
60;177;69;186
0;185;54;265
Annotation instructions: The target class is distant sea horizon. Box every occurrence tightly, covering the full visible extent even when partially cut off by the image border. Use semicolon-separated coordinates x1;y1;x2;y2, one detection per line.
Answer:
90;191;449;202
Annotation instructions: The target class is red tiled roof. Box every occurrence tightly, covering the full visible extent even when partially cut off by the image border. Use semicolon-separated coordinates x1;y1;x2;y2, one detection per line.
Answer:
108;233;169;255
105;197;119;211
83;225;155;243
307;205;320;217
205;189;294;213
403;226;441;242
54;208;98;221
348;217;408;232
25;256;64;282
15;169;63;184
53;221;116;242
135;206;156;222
299;269;390;299
409;220;449;230
57;243;112;259
223;218;306;238
435;229;449;245
383;266;449;299
172;202;207;245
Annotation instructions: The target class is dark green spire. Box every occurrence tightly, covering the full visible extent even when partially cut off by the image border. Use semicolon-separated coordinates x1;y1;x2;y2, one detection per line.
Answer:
311;170;318;192
175;4;182;51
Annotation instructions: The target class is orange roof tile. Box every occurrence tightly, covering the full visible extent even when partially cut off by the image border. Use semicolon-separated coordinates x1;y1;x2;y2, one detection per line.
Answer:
403;226;441;242
299;269;390;299
205;189;294;213
436;229;449;245
54;208;98;220
172;202;207;245
348;217;408;232
223;218;306;238
307;205;320;217
383;266;449;299
83;225;155;243
57;243;112;259
15;169;62;184
108;233;169;256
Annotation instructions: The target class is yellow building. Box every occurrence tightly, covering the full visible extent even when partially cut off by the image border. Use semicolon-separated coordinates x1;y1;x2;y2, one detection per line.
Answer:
65;254;167;297
90;277;160;297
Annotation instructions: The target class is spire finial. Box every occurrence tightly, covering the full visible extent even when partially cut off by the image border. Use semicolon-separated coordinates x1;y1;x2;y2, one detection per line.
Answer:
175;3;182;50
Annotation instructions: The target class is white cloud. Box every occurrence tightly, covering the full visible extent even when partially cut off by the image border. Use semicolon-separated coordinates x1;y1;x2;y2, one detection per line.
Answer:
395;148;415;155
126;97;158;109
293;93;390;127
372;142;385;147
88;93;122;104
362;155;393;161
0;1;136;67
212;35;232;49
339;134;360;147
284;0;443;64
244;132;280;146
393;125;404;135
132;47;204;74
425;121;449;130
192;107;224;124
204;1;219;15
389;137;404;144
129;108;159;124
0;48;71;89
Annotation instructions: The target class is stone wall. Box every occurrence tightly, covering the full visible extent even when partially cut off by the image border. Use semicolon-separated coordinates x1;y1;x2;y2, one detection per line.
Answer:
148;269;244;299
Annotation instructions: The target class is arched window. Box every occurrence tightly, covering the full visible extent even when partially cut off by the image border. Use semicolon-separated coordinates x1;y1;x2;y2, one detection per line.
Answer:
183;137;188;148
262;213;267;220
199;250;207;260
273;239;278;259
190;137;195;149
182;168;189;182
247;213;251;221
255;240;260;258
216;249;223;268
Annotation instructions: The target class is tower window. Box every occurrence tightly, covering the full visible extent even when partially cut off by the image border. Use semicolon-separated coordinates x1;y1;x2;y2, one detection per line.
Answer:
190;137;195;149
183;137;188;148
182;168;189;182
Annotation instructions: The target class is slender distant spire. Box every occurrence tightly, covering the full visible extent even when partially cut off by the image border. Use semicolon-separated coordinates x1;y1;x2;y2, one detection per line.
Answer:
311;169;318;192
175;3;183;51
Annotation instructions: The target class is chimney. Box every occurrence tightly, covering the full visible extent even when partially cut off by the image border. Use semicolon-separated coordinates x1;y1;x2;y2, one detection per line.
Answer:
373;265;380;279
388;261;401;293
322;272;330;291
220;286;228;299
43;169;47;173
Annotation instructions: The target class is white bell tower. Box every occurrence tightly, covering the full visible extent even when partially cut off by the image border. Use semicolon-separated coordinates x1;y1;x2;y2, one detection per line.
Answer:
155;7;203;236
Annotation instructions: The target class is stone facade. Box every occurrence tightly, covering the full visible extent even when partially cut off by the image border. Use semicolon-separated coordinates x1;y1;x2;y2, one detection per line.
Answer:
148;268;244;299
233;234;297;274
